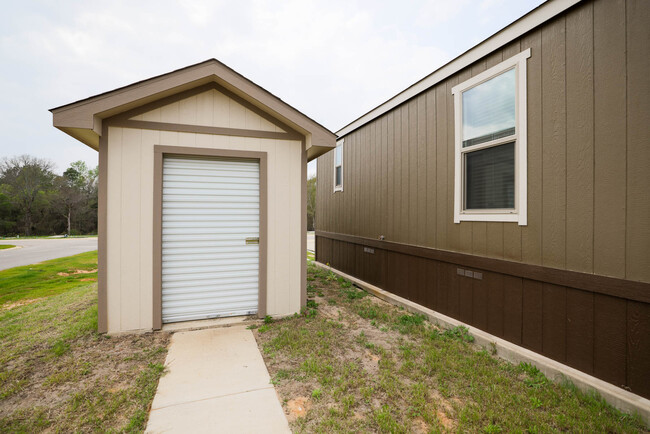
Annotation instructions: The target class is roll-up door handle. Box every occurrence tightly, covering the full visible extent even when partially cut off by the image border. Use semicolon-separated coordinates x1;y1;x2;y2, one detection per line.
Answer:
245;237;260;245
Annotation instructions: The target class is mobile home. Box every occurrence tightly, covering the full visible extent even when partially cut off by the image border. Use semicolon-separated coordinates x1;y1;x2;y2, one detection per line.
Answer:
316;0;649;400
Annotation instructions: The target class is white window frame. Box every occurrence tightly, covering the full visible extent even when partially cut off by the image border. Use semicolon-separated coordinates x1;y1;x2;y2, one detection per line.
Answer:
333;139;344;192
452;48;530;226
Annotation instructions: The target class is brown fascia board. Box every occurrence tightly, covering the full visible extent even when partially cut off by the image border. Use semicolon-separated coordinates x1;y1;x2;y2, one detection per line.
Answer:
50;59;336;158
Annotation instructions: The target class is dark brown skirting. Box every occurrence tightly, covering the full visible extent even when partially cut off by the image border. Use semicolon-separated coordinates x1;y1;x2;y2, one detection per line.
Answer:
315;230;650;304
315;231;650;400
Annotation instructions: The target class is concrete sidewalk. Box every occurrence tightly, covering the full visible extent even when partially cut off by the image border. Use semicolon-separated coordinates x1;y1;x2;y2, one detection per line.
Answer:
146;326;290;433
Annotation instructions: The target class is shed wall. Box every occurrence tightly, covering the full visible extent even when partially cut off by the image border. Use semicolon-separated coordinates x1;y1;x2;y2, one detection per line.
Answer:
316;0;650;398
105;90;303;333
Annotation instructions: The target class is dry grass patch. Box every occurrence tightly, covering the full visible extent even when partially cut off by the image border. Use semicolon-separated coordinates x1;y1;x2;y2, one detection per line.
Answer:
254;261;647;433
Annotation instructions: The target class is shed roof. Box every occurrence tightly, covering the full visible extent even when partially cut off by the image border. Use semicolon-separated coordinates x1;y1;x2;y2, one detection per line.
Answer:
336;0;582;138
50;59;336;161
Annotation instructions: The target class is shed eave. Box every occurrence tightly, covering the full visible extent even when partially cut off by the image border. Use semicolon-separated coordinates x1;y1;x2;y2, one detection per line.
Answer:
51;59;336;151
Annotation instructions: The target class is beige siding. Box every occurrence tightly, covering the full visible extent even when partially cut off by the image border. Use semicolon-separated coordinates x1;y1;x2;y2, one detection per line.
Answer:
132;89;284;133
316;0;649;283
106;89;302;333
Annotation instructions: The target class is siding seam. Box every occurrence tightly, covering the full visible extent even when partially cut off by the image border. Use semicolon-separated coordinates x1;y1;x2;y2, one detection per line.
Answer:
623;0;628;280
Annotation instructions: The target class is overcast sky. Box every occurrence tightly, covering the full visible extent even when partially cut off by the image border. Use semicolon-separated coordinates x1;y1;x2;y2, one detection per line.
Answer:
0;0;544;177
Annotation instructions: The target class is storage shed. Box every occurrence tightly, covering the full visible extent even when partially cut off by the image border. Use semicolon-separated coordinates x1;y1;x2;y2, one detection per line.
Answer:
317;0;650;400
51;59;336;334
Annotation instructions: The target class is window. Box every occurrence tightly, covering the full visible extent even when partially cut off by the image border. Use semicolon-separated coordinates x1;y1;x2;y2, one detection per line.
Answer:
452;49;530;225
333;139;343;192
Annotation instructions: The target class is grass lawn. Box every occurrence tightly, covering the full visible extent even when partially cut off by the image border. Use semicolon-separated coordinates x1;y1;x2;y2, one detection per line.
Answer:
0;245;15;250
0;250;99;306
255;261;648;433
0;251;169;432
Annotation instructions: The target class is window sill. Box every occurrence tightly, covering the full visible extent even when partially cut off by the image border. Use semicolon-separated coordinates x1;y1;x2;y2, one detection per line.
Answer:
454;213;526;225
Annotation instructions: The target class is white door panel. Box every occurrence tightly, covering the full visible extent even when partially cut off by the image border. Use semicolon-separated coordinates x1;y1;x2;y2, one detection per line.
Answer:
161;156;259;323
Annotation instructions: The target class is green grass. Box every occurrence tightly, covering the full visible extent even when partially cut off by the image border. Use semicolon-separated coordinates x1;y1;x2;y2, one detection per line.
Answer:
0;245;15;250
0;250;98;306
256;261;648;433
0;252;169;432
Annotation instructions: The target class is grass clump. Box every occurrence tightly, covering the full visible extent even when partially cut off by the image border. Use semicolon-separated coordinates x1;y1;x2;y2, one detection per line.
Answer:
0;244;15;250
444;325;475;343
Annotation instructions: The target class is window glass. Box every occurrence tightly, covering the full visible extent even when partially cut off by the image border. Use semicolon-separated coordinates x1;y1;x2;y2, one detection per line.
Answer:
335;145;342;166
465;142;515;209
335;166;342;187
462;68;516;147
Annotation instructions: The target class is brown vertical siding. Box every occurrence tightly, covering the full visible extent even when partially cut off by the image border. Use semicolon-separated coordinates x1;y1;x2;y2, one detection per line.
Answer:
387;112;395;240
417;95;427;246
541;16;567;270
521;28;544;266
400;105;410;244
594;294;627;386
408;99;418;245
593;0;627;279
315;0;650;398
565;1;595;274
425;90;437;248
522;280;543;353
502;275;523;344
435;80;448;250
446;78;460;253
317;0;648;283
625;0;650;283
542;283;567;362
566;288;594;374
627;301;650;397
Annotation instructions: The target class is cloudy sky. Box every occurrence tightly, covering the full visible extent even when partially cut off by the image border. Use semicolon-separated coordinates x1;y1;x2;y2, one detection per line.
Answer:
0;0;544;177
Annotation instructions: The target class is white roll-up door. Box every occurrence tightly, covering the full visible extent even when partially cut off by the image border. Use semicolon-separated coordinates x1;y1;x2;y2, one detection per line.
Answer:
162;156;260;323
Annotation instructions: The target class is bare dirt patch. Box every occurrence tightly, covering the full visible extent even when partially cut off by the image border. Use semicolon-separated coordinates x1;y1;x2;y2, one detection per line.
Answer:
2;298;41;310
56;269;97;277
286;397;312;422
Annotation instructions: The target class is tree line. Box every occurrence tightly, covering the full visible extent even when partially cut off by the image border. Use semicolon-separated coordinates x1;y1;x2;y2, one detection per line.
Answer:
0;155;98;237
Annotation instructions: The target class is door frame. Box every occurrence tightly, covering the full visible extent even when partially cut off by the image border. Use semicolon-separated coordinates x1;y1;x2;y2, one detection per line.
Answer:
152;145;268;329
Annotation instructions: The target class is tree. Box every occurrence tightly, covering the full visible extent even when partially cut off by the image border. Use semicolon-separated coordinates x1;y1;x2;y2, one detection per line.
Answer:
307;176;316;231
55;174;84;236
0;155;56;236
56;161;98;236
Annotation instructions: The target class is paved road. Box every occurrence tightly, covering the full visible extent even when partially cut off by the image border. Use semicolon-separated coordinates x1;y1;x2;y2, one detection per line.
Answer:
307;231;315;253
0;238;98;271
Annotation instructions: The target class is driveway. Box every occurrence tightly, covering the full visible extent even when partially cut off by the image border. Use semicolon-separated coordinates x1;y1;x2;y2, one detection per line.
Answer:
307;231;315;253
0;238;98;271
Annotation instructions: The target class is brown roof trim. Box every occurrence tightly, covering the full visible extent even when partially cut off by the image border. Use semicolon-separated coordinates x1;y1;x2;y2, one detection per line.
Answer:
49;59;217;112
51;58;336;159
